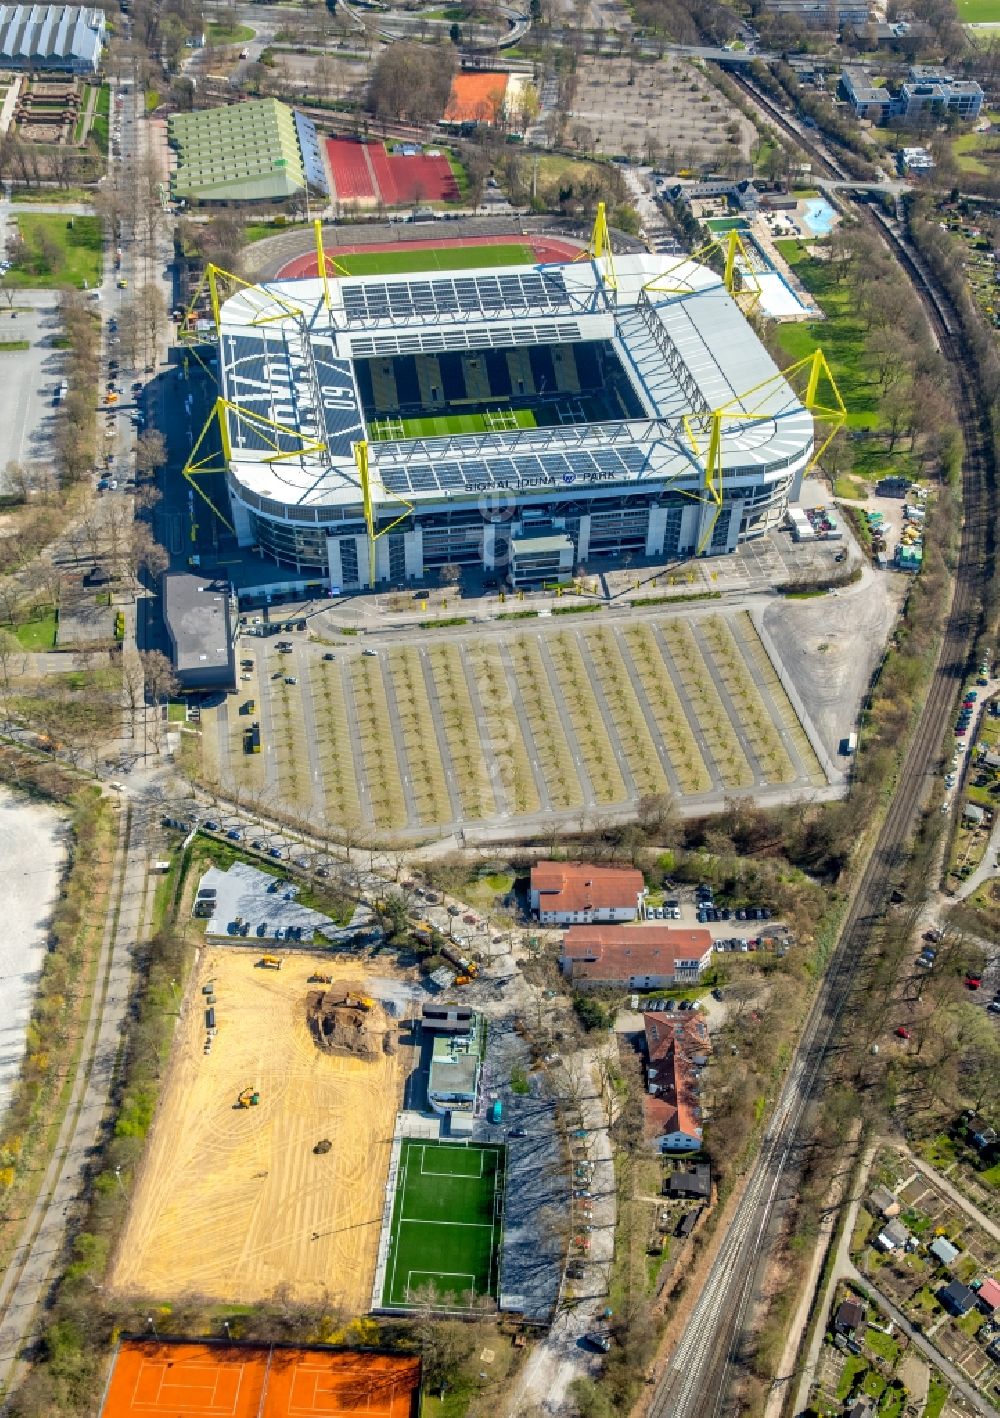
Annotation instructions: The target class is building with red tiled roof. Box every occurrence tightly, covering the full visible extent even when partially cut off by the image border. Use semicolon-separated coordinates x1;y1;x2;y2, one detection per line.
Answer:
979;1276;1000;1311
530;862;646;925
641;1012;710;1152
558;926;713;989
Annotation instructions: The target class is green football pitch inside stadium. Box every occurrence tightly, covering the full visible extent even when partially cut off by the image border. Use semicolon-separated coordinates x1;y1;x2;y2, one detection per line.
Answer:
369;406;540;441
331;243;535;277
382;1140;506;1308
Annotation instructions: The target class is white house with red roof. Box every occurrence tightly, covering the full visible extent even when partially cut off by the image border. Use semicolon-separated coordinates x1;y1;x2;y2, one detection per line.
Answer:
530;861;646;925
642;1012;710;1152
558;925;713;990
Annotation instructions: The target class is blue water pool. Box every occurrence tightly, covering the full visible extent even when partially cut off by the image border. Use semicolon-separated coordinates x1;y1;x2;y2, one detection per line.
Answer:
802;199;836;236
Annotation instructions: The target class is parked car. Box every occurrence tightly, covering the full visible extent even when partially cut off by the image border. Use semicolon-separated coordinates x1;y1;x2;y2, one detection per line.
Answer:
895;1026;910;1039
966;976;983;990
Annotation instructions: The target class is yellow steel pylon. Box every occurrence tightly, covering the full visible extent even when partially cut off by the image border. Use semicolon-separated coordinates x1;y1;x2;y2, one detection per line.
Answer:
354;440;414;586
181;397;333;537
574;201;617;294
680;348;847;554
313;219;350;313
644;229;762;315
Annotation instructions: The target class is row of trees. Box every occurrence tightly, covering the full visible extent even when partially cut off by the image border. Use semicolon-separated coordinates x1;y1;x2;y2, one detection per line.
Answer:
53;289;100;486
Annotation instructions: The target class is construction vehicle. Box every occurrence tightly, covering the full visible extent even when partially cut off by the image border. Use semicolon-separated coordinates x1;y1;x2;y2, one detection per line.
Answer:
343;992;374;1011
442;943;479;976
308;972;334;984
257;955;283;970
236;1087;260;1108
243;721;261;754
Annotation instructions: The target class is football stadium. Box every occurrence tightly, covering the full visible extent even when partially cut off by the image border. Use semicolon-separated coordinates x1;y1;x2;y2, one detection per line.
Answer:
185;215;843;591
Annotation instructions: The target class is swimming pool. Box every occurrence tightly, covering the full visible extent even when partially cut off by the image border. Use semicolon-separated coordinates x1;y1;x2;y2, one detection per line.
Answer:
802;199;836;237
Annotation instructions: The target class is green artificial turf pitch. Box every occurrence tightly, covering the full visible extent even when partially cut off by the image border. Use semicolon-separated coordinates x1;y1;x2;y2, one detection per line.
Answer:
382;1140;506;1308
369;406;538;441
332;243;534;277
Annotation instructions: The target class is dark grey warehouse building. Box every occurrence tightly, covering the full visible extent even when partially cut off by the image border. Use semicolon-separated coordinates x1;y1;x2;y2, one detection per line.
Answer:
162;572;236;692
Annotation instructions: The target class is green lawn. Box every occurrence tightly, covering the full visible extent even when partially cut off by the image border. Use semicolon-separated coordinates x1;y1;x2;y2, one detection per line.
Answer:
331;242;534;277
925;1378;949;1418
864;1328;899;1363
953;130;991;175
5;213;103;288
836;1354;869;1401
773;240;880;430
207;21;256;42
13;609;57;650
920;1133;960;1171
90;82;110;155
981;1159;1000;1187
957;0;1000;20
145;89;160;112
369;405;538;441
834;474;870;500
382;1140;505;1308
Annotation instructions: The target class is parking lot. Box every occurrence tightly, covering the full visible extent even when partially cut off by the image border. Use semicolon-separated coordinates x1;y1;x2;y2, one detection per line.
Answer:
567;54;754;166
193;605;832;844
0;294;64;486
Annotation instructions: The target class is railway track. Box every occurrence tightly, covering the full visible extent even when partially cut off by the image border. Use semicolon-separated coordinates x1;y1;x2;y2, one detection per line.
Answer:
647;79;992;1418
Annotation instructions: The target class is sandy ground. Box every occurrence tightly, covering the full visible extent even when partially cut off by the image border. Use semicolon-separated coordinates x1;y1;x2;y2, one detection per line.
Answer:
0;788;66;1120
110;948;408;1312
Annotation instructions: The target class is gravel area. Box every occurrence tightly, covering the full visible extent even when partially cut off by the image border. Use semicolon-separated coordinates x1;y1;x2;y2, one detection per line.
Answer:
0;788;66;1119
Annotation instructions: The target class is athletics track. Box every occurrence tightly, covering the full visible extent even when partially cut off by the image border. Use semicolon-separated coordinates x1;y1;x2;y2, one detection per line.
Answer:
275;233;583;279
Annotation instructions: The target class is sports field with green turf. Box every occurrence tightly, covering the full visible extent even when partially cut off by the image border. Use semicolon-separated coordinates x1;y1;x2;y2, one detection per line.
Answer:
382;1140;506;1309
332;243;534;277
369;406;539;440
957;0;1000;22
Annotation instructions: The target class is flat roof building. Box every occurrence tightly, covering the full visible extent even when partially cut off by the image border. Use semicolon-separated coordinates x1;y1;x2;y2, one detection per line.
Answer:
427;1012;481;1118
0;4;104;73
169;98;328;205
162;572;236;692
840;67;892;121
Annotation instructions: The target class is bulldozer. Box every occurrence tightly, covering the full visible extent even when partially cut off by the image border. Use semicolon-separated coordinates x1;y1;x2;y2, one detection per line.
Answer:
257;955;283;970
236;1088;260;1109
308;972;334;985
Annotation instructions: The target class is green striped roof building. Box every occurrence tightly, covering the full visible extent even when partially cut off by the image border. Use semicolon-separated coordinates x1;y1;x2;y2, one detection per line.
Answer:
169;98;309;203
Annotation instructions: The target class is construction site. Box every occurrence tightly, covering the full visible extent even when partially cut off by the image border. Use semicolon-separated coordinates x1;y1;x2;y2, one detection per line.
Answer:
109;948;411;1312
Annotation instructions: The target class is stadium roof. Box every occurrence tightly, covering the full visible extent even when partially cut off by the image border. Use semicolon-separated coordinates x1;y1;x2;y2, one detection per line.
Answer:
0;4;104;70
218;252;815;515
169;99;322;203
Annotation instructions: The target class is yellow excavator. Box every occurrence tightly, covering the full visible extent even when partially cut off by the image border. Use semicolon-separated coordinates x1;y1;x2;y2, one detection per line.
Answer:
236;1087;260;1109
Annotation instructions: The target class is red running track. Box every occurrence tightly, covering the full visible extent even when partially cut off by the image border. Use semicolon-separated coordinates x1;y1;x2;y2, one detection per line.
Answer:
325;138;376;201
276;234;583;279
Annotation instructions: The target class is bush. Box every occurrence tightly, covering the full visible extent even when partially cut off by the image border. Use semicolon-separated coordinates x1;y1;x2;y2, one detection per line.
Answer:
574;994;612;1031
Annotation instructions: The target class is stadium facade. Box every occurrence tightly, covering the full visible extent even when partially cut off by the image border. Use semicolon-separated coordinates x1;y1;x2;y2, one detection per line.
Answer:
205;248;820;591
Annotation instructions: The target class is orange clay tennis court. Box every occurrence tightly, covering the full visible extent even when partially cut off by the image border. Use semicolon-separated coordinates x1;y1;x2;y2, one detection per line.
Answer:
102;1341;421;1418
443;71;509;124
